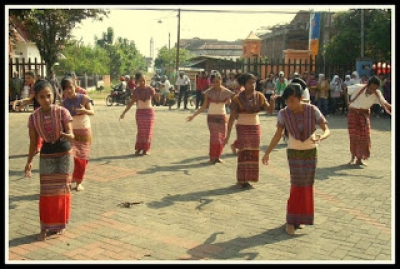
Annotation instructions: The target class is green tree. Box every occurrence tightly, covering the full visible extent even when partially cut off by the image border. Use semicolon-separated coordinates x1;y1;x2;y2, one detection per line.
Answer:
95;27;147;80
56;40;109;75
155;46;194;76
324;9;391;65
9;9;109;77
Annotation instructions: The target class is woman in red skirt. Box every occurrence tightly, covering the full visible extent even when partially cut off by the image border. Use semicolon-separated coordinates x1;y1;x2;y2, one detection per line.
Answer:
24;80;75;241
225;73;274;188
346;75;391;165
262;84;330;235
120;72;159;155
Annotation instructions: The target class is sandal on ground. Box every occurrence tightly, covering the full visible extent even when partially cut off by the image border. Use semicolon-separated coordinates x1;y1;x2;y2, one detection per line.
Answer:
134;150;141;155
208;159;217;165
216;159;224;164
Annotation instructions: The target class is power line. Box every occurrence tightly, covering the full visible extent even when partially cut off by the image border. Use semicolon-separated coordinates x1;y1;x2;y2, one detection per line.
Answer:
122;7;342;15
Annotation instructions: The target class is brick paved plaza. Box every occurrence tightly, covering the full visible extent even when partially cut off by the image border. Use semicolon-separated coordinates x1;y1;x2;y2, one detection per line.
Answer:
7;103;394;264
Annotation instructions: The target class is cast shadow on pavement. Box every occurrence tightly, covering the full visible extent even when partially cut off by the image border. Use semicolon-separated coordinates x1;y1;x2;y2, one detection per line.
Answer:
315;163;384;181
146;185;253;210
8;154;28;160
178;226;304;260
90;153;140;162
9;194;38;210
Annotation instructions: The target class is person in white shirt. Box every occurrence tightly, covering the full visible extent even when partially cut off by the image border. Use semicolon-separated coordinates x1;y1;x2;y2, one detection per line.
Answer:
159;75;171;106
346;75;391;166
175;71;191;110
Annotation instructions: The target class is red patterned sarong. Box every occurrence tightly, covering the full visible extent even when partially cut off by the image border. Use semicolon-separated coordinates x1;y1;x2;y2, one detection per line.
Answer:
39;151;74;231
347;108;371;160
71;116;92;184
235;124;261;183
286;148;316;226
135;108;155;151
207;114;227;159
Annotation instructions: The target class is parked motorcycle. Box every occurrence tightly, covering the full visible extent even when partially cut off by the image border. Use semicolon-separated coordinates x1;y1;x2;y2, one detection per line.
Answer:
105;85;131;106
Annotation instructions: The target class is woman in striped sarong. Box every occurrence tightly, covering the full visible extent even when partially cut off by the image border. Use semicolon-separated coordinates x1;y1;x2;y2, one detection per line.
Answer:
262;84;330;235
225;73;274;188
187;72;233;164
120;72;159;155
61;75;94;191
346;75;391;165
24;80;75;241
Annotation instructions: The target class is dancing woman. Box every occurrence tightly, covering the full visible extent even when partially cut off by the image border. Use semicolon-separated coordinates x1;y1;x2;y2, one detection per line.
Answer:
120;72;159;155
24;80;75;241
225;73;274;188
61;75;94;191
187;72;233;164
262;84;330;235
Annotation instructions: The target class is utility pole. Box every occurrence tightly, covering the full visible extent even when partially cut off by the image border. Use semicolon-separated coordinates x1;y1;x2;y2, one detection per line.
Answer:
361;9;365;58
175;8;180;74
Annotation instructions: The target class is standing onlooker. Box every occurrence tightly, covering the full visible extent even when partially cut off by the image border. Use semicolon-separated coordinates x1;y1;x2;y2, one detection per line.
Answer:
316;74;330;116
306;72;318;105
168;87;175;110
346;76;391;165
371;72;387;118
61;75;94;191
120;72;159;155
195;71;208;109
225;73;274;188
18;70;39;111
175;71;191;110
273;71;288;113
46;69;61;104
382;74;391;118
186;72;233;164
329;75;343;115
262;84;330;235
159;75;171;106
128;75;137;95
301;71;309;83
254;73;263;93
9;70;23;106
263;73;276;115
360;74;368;84
24;79;75;241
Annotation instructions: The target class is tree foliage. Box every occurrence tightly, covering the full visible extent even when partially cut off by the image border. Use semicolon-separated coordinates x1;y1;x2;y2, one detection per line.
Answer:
9;8;109;76
324;9;391;65
56;40;109;75
155;46;194;73
95;27;147;80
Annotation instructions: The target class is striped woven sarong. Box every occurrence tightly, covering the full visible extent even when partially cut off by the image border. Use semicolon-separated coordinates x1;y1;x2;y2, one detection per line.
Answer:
286;148;317;226
235;124;261;183
71;115;92;184
39;150;74;231
347;109;371;160
135;108;155;151
207;114;227;159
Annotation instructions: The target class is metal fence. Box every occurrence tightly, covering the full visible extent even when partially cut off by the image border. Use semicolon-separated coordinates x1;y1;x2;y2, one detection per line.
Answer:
208;56;391;80
9;57;105;90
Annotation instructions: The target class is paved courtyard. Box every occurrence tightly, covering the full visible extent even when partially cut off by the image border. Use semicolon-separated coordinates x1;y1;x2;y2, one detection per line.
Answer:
6;103;394;264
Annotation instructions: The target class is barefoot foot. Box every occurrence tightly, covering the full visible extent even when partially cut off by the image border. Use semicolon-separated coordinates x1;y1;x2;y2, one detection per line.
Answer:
76;184;85;191
285;224;295;235
230;144;237;155
37;229;47;241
